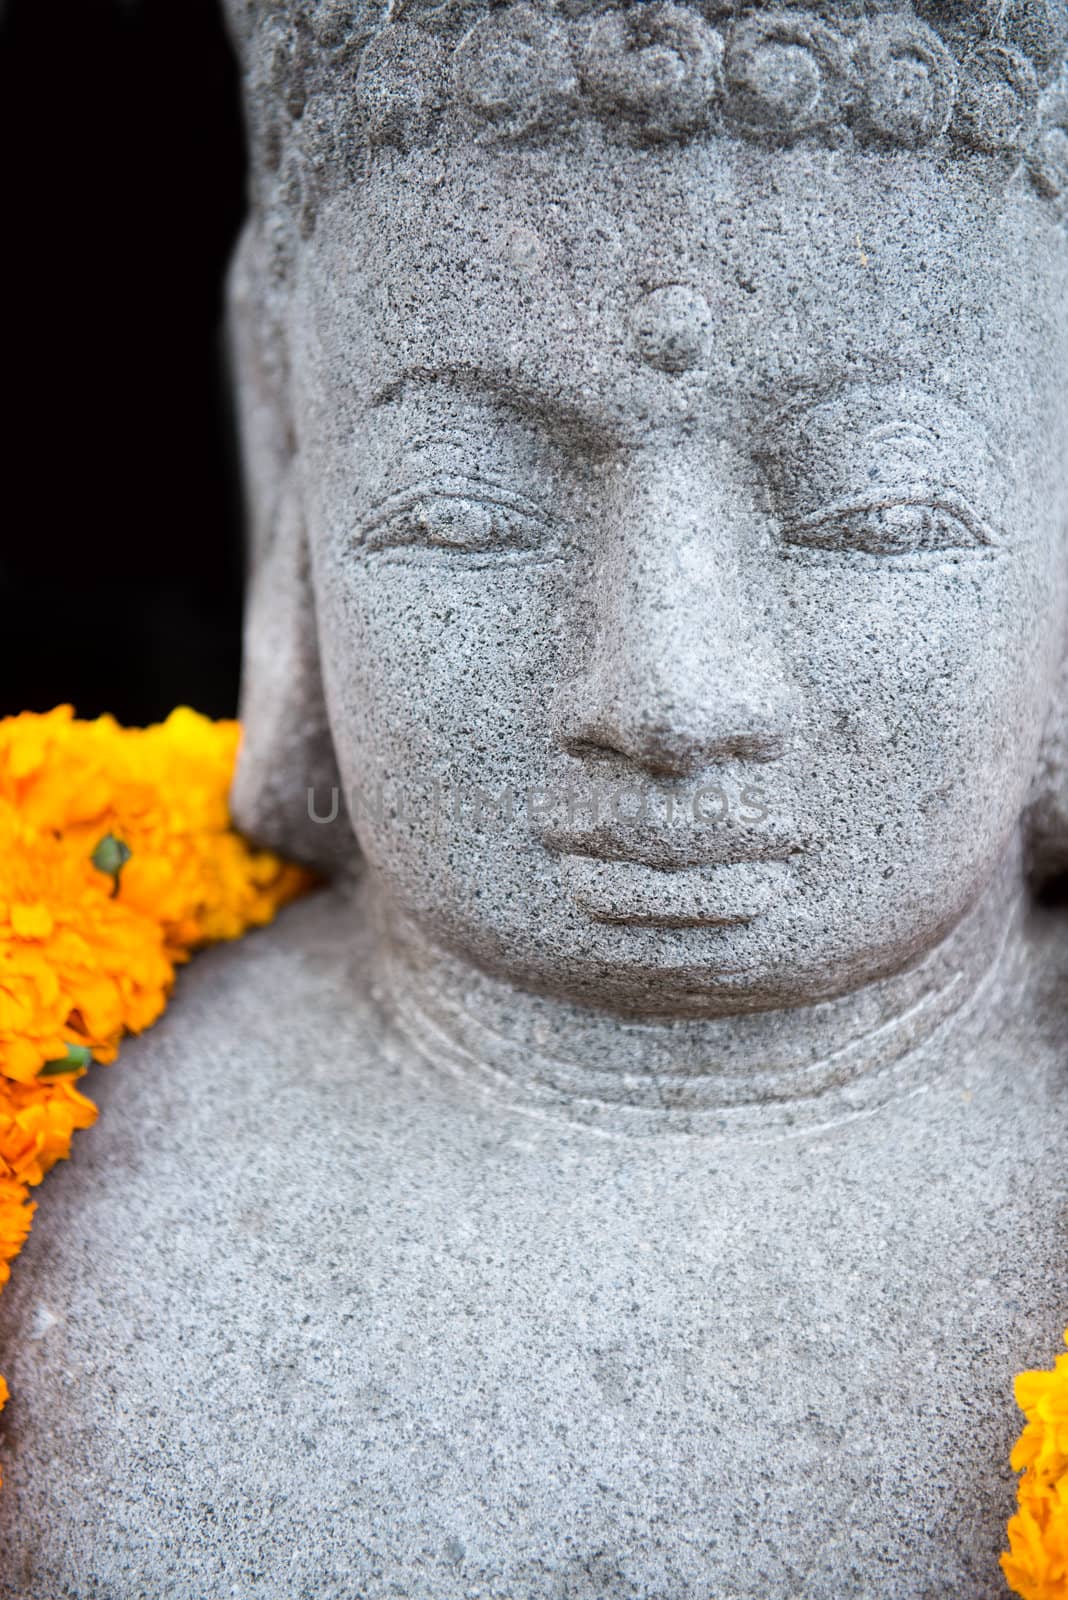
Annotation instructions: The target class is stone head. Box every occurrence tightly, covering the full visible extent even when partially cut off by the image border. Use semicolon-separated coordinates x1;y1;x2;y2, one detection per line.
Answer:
223;0;1068;1016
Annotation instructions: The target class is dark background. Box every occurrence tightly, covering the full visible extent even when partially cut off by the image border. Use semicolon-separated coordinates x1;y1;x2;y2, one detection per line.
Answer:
0;0;248;723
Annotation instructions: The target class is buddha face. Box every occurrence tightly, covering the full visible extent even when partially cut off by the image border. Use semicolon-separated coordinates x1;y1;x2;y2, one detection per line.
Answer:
290;136;1068;1014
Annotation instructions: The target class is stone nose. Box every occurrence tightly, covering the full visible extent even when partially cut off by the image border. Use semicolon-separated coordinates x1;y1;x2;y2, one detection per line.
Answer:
551;455;795;779
556;675;790;778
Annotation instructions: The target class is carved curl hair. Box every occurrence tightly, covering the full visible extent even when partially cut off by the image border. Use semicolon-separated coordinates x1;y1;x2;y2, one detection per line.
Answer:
223;0;1068;246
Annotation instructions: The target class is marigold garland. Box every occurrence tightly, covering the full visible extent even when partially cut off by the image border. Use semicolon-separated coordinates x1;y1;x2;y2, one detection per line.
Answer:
0;706;313;1475
1003;1333;1068;1600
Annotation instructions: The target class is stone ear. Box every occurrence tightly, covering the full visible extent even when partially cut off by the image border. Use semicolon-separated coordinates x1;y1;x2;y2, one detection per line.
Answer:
229;471;359;871
1023;645;1068;891
226;226;358;872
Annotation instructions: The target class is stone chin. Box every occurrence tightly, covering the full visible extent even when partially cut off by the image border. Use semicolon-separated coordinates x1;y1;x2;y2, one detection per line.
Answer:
227;76;1068;1023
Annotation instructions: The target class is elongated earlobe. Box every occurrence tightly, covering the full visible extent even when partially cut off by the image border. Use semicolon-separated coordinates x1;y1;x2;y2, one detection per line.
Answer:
1024;648;1068;890
226;224;358;871
230;473;358;870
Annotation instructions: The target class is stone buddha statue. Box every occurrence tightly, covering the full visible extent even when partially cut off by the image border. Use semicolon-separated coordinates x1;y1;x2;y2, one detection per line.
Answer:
1;2;1066;1594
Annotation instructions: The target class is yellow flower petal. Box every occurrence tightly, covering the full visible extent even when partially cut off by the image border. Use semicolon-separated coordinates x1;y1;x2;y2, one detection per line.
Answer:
0;707;315;1455
10;904;54;940
1004;1332;1068;1599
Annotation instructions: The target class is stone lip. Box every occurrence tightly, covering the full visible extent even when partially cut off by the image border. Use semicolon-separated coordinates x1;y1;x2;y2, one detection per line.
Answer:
558;853;793;925
535;812;806;870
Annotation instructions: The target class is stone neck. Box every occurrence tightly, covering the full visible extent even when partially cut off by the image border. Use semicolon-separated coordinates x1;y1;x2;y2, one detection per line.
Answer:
368;847;1025;1139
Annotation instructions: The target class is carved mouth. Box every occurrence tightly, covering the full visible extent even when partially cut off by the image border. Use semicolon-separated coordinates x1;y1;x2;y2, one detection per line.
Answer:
539;818;807;872
559;854;793;927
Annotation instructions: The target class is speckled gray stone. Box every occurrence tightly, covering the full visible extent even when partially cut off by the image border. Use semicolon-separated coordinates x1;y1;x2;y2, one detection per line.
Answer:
2;1;1067;1594
0;886;1063;1599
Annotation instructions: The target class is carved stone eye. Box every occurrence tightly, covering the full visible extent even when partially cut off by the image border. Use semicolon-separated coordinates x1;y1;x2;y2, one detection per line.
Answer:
579;4;725;140
724;10;853;137
362;492;553;559
854;18;957;147
454;5;579;139
953;41;1040;154
784;497;994;558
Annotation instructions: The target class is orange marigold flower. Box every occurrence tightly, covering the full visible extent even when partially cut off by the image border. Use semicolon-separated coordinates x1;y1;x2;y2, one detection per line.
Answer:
0;707;314;1457
0;708;311;1083
1003;1331;1068;1600
0;1178;34;1288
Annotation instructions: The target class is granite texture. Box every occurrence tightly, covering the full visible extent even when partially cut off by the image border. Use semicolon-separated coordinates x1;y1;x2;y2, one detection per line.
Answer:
2;1;1067;1593
0;886;1063;1599
227;0;1068;1019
